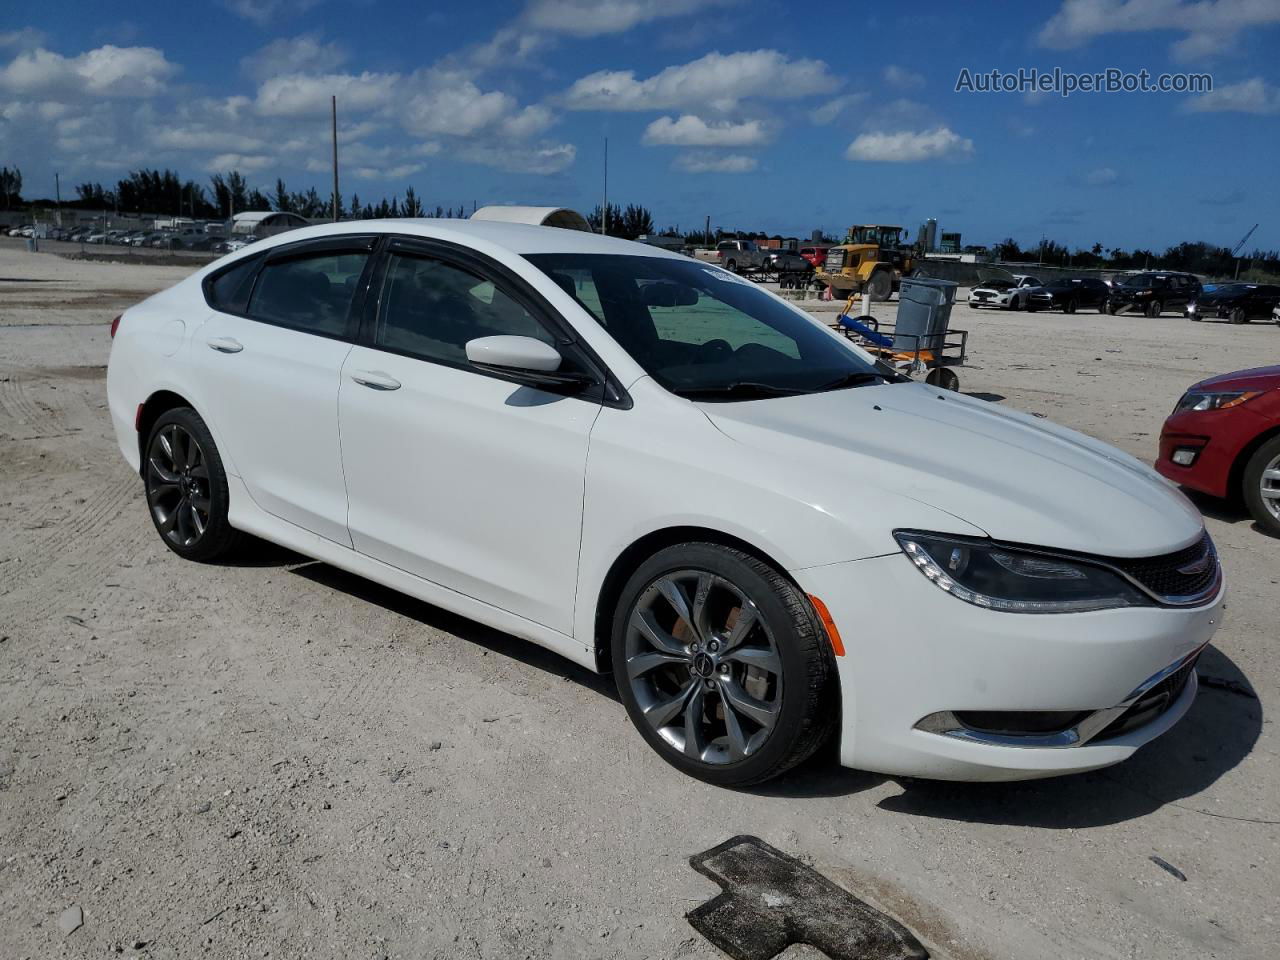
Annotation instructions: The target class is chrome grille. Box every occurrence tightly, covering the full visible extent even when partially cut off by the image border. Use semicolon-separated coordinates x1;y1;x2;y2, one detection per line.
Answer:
824;249;845;271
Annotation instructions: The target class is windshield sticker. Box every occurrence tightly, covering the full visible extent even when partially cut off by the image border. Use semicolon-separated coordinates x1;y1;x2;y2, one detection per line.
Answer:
702;267;754;286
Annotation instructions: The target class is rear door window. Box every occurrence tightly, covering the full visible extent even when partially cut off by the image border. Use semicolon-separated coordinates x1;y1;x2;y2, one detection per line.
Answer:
248;249;371;338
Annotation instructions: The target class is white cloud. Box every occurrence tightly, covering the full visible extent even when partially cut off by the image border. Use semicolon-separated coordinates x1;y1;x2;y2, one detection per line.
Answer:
206;152;275;172
468;26;550;69
643;114;769;146
353;163;424;181
674;151;757;173
810;92;866;125
458;141;577;174
564;49;839;110
1038;0;1280;60
845;126;974;163
883;65;924;89
0;44;176;97
241;32;346;81
0;27;47;50
401;73;519;137
255;70;398;115
1185;76;1280;114
524;0;738;37
1084;166;1119;185
223;0;323;26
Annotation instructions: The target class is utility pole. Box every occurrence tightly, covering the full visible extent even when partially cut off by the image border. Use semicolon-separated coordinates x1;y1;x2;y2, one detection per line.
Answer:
601;137;608;236
705;214;711;247
54;172;62;227
331;95;340;222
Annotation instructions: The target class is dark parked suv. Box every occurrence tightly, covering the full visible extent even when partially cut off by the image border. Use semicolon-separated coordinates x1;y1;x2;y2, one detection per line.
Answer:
1107;272;1202;317
1187;283;1280;324
1027;276;1111;313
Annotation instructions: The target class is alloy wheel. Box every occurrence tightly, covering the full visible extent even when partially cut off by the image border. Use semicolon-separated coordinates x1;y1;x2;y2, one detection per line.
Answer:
146;423;212;549
1260;454;1280;522
623;570;782;765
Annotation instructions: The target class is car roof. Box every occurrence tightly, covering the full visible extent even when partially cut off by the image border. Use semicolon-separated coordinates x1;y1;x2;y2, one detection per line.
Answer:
222;218;688;261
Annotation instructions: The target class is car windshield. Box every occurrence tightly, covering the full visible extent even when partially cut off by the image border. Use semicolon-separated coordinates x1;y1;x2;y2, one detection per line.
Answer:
1210;283;1250;294
526;253;894;400
1121;274;1155;287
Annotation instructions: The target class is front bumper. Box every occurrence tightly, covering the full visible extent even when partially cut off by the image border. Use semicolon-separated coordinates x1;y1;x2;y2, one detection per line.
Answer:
1155;406;1265;498
795;552;1225;781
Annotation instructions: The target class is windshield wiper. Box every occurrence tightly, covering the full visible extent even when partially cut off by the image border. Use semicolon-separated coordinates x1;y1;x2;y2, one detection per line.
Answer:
815;371;891;392
673;381;809;401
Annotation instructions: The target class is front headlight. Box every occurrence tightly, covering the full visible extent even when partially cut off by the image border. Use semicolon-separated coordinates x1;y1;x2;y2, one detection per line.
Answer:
893;531;1149;614
1175;390;1261;412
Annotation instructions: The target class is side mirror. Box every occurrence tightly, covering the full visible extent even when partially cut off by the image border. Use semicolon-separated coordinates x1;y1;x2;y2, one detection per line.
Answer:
465;335;597;392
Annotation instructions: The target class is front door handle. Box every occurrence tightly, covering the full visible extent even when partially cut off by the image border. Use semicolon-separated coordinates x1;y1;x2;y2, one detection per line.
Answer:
351;370;401;391
207;337;244;354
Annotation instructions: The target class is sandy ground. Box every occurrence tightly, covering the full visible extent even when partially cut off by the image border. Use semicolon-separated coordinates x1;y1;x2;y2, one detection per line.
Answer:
0;239;1275;960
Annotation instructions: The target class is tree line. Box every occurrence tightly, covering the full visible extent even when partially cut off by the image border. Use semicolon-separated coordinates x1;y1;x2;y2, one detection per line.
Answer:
991;236;1280;279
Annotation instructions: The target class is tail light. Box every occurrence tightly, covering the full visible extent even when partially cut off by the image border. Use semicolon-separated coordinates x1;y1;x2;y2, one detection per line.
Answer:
110;314;122;338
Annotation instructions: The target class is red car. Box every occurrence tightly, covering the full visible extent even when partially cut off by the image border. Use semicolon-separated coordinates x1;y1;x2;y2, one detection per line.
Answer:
1156;365;1280;536
799;245;829;269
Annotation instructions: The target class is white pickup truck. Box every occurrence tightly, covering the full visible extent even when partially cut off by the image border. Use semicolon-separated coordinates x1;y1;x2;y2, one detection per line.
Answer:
715;239;772;273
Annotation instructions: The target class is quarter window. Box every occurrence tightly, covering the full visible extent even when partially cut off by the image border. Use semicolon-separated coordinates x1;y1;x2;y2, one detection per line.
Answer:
375;253;554;365
248;250;370;337
206;254;263;314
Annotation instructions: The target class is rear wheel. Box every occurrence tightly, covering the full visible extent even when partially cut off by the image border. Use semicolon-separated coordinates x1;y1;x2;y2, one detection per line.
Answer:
1230;307;1248;325
1105;301;1117;315
144;407;244;562
1243;436;1280;538
1063;298;1077;315
611;543;836;786
1011;295;1024;311
725;258;737;273
1146;300;1163;318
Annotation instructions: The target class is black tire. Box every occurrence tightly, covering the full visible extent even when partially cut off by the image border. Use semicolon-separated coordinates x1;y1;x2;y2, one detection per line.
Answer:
1146;300;1162;318
1230;307;1248;325
1106;301;1117;315
1063;298;1077;315
865;270;892;302
611;542;837;787
1242;435;1280;538
1010;295;1023;311
925;366;960;391
143;407;244;562
725;258;737;273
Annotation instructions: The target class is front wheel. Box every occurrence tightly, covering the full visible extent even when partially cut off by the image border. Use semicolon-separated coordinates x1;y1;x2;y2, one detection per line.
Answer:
725;258;737;273
865;270;892;302
144;407;244;562
1063;298;1077;314
1230;307;1248;325
1105;301;1117;315
1146;300;1163;318
611;543;836;786
1243;436;1280;537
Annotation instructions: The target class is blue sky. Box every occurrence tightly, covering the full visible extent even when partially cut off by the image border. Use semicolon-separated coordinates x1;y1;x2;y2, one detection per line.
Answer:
1;0;1277;251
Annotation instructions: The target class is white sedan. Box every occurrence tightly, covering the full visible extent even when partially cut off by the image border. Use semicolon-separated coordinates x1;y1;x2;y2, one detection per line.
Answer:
106;220;1222;784
968;272;1042;310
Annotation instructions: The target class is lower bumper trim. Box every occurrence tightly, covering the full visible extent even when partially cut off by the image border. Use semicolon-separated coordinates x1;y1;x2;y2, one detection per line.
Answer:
914;642;1206;749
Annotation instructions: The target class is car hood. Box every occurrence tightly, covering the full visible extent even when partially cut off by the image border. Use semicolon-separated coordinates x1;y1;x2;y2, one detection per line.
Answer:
1193;365;1280;393
701;383;1203;558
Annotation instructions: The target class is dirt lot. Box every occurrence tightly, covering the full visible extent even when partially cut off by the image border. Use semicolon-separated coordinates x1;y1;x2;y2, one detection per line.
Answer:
1;240;1275;960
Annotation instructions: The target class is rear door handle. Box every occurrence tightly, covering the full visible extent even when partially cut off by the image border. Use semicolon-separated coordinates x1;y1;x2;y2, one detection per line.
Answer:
351;370;401;391
207;337;244;354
